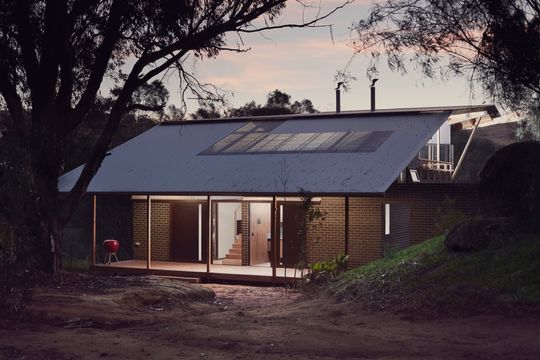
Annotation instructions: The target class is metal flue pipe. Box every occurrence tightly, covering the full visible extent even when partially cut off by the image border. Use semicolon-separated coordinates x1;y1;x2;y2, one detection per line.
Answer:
370;78;379;111
336;82;344;113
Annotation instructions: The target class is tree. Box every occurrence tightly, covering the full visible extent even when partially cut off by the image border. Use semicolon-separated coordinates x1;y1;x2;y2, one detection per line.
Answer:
479;141;540;228
516;97;540;140
190;102;222;120
226;89;319;117
0;0;350;273
349;0;540;111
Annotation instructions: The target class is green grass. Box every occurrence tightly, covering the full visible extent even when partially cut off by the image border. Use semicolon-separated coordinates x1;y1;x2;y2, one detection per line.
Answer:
331;233;540;315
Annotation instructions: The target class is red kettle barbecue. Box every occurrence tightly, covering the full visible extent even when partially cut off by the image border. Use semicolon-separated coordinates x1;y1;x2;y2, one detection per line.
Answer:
103;239;119;264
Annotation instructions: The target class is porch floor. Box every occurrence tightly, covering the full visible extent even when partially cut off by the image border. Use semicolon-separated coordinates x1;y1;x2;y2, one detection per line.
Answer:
93;260;305;281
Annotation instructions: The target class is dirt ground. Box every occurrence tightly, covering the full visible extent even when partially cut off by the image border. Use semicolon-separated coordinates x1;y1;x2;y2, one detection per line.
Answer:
0;275;538;360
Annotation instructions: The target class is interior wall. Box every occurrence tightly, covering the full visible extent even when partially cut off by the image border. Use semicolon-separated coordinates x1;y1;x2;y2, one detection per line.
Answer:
217;202;241;258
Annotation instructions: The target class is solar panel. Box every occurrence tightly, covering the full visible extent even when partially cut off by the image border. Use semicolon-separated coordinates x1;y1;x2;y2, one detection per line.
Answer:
199;121;393;155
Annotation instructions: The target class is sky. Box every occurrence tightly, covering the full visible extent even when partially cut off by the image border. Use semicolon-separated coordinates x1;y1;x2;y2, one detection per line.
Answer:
168;1;490;114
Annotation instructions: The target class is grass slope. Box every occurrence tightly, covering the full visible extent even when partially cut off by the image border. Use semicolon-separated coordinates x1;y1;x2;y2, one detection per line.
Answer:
331;233;540;316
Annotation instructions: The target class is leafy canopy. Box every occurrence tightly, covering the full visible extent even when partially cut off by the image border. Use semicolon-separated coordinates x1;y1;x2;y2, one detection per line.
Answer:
349;0;540;111
0;0;350;272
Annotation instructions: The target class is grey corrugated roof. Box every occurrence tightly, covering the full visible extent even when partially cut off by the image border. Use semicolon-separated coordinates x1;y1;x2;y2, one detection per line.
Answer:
160;105;499;124
58;108;463;195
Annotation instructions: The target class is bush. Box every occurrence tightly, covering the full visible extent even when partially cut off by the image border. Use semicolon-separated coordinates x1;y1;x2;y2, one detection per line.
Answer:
479;141;540;229
307;253;349;284
444;218;517;252
433;195;467;235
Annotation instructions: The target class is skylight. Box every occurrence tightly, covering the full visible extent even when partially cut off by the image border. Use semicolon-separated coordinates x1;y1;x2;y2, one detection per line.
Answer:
199;121;393;155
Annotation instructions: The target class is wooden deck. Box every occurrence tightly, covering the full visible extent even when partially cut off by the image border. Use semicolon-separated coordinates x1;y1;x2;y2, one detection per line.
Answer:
92;260;305;284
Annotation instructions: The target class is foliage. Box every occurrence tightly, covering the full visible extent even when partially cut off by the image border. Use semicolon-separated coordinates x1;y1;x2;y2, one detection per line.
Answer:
226;89;318;118
307;253;349;284
0;240;35;321
287;191;327;282
332;233;540;316
350;0;540;111
190;89;319;119
64;110;157;171
0;0;346;272
62;257;91;274
516;96;540;141
190;102;222;120
479;141;540;227
433;195;467;235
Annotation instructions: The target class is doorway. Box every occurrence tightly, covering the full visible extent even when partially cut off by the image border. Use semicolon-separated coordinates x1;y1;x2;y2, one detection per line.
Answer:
213;202;243;265
277;202;304;267
170;201;208;262
249;202;271;266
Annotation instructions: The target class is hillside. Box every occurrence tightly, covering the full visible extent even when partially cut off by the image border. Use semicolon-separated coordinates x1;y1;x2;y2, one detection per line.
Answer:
331;232;540;317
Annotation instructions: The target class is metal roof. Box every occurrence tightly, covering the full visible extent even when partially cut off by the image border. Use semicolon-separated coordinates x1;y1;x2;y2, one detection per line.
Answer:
159;105;499;124
57;108;479;195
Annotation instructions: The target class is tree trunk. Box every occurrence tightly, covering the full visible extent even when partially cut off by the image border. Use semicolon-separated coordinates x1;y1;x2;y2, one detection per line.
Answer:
38;216;64;274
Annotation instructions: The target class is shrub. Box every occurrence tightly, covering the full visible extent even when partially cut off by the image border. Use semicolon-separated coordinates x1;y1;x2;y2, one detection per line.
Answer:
444;217;517;252
433;195;467;236
479;141;540;229
307;253;349;284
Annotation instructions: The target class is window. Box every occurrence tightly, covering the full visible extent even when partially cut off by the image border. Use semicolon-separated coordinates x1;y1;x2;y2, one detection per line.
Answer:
409;169;420;183
384;203;391;235
199;121;393;155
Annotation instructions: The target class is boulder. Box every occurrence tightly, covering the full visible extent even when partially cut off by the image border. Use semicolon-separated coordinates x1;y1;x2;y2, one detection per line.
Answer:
444;218;516;252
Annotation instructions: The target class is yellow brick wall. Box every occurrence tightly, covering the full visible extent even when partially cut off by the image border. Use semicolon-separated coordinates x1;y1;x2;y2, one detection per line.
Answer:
385;183;480;245
305;197;346;264
132;201;170;261
347;197;384;268
306;184;479;268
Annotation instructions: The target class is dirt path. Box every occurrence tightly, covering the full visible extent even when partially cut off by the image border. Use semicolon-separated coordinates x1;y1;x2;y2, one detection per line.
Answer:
1;279;538;360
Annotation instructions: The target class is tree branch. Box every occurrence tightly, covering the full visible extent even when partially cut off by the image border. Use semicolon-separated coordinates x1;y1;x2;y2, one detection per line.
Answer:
70;0;125;128
0;66;28;136
238;0;354;33
38;0;68;115
14;0;40;98
126;103;164;112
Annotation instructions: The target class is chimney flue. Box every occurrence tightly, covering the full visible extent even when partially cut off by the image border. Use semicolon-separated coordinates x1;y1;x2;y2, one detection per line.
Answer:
336;82;344;113
370;78;379;112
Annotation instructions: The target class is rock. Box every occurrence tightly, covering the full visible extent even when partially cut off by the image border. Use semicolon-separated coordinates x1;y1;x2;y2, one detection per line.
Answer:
444;218;516;252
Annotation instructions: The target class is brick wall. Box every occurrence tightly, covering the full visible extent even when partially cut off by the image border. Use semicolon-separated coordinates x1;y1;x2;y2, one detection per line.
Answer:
385;183;479;245
383;204;411;255
305;197;346;264
307;184;479;268
348;197;383;267
132;201;170;261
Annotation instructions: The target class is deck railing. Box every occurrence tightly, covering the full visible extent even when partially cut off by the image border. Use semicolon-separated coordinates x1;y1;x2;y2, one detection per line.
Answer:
418;143;454;163
417;158;454;172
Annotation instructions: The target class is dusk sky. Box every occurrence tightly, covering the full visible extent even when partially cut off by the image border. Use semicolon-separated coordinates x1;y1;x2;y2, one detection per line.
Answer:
177;0;490;114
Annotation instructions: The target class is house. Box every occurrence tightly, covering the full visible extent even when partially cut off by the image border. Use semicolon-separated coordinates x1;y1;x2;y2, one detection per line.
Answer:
59;105;499;283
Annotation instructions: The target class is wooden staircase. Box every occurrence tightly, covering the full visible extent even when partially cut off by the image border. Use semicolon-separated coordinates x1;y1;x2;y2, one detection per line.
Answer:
222;236;242;265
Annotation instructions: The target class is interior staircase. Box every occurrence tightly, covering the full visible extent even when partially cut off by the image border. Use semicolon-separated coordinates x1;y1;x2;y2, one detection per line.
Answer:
222;236;242;265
